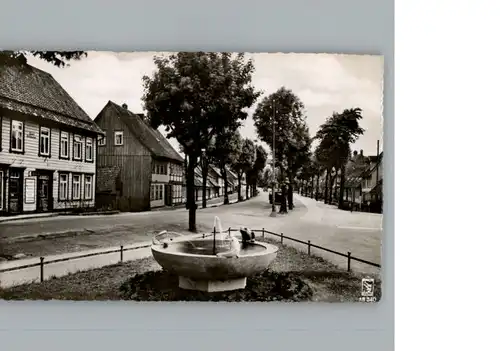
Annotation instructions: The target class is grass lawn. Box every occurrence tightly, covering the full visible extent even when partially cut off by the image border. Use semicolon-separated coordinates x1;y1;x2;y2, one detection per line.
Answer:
0;238;382;303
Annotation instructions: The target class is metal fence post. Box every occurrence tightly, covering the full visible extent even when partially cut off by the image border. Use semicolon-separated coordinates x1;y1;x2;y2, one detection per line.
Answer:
40;257;45;282
347;252;351;272
228;227;231;234
308;241;311;255
280;232;284;244
262;228;265;238
202;233;205;238
120;245;124;262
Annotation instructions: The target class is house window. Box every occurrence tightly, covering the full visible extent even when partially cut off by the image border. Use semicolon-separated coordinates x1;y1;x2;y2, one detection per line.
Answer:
60;131;69;158
10;120;24;152
0;171;3;210
59;173;69;200
85;138;93;161
84;175;92;199
73;135;83;160
72;174;81;200
151;184;164;201
98;132;106;146
39;127;51;156
114;131;124;146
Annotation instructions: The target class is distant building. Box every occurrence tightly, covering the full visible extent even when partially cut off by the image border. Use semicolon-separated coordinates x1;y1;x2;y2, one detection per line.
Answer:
0;64;104;216
194;165;220;201
342;149;383;213
94;101;184;212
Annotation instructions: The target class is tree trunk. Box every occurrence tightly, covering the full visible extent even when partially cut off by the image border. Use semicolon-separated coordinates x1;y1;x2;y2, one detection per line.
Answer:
315;174;320;201
329;170;337;204
338;164;346;210
279;183;288;213
201;163;209;209
221;164;229;205
187;154;197;232
287;172;294;210
324;169;331;204
237;172;243;201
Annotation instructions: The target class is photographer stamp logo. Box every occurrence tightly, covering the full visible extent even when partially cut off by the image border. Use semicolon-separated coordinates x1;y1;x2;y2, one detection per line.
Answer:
359;278;377;302
361;278;374;296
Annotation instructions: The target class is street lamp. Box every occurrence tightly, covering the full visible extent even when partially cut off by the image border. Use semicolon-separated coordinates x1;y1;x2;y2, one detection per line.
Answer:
270;99;277;217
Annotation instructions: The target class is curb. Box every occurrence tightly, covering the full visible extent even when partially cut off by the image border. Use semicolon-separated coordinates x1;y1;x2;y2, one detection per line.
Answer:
0;213;60;224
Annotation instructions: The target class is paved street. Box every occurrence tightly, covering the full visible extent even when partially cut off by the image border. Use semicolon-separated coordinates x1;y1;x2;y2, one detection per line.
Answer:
0;191;382;274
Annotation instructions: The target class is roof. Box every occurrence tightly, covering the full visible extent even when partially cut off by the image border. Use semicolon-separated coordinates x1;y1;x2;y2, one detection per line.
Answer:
0;64;103;134
194;166;220;188
96;101;183;163
96;166;121;193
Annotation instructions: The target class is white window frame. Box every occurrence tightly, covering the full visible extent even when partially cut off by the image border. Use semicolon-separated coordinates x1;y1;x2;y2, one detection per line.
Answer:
85;138;93;161
84;175;93;200
72;174;81;200
39;126;51;156
60;131;69;158
98;132;106;146
59;173;69;200
0;170;3;210
114;131;124;146
73;135;83;160
11;120;24;152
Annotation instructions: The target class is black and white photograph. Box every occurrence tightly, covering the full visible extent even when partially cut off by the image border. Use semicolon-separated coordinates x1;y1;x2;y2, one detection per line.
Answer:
0;51;383;302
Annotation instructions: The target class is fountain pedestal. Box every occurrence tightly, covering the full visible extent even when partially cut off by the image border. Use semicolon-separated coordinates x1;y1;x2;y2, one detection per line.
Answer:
179;276;247;292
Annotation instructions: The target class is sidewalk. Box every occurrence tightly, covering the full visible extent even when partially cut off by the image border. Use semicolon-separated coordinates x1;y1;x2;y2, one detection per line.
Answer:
0;194;241;224
0;241;152;288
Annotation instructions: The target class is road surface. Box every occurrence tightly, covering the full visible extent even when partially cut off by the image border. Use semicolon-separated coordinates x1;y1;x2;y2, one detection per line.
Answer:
1;192;382;273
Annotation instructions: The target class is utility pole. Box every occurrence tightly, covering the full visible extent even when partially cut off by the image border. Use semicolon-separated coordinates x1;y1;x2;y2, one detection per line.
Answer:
270;99;277;217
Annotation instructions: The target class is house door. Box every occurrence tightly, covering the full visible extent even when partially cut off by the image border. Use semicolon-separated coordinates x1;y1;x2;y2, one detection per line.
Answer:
8;169;23;214
165;185;172;206
37;173;52;212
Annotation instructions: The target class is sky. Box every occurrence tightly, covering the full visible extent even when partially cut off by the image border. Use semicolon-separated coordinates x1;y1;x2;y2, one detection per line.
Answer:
27;52;384;157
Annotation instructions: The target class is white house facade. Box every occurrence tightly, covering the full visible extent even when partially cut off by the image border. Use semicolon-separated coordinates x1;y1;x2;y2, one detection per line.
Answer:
0;63;104;216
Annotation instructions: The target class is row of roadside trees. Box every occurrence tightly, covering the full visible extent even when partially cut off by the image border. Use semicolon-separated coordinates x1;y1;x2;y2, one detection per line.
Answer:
296;108;365;210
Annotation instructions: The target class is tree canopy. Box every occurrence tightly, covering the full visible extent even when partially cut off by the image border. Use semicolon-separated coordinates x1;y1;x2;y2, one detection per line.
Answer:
0;51;87;68
142;52;260;156
253;87;311;211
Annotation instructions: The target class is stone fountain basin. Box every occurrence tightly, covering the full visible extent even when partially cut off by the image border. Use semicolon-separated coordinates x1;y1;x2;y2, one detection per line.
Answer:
151;238;278;281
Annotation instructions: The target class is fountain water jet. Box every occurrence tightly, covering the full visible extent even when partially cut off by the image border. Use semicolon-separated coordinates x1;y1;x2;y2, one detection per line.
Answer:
151;217;279;292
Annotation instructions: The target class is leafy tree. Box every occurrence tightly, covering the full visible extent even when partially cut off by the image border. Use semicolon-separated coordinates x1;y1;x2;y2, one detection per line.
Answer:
212;129;243;205
0;51;87;69
247;145;268;197
260;167;272;188
315;108;364;209
231;136;255;201
200;139;217;209
285;120;311;209
142;52;260;231
253;87;306;213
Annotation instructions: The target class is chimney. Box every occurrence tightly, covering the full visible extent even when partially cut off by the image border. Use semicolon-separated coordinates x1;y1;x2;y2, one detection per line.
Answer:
359;149;364;157
122;103;128;110
353;150;358;158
